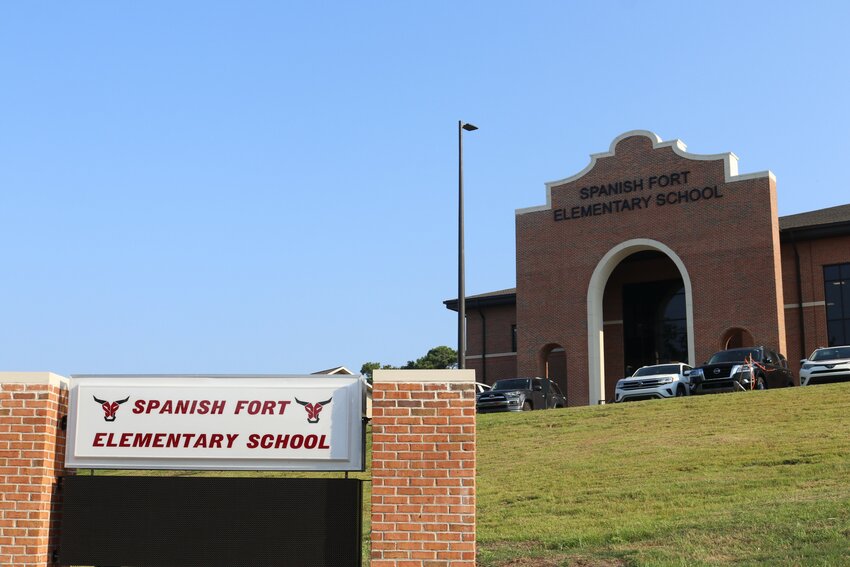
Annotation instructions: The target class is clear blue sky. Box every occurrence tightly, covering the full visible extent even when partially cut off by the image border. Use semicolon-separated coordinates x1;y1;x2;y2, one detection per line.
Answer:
2;2;848;376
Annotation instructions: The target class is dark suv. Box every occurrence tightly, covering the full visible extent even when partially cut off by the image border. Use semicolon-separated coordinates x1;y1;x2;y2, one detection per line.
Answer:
689;346;796;394
475;378;566;413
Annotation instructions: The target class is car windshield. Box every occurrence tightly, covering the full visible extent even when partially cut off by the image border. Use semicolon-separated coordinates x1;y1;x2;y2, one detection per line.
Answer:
810;346;850;361
492;379;531;391
708;349;759;364
633;364;681;377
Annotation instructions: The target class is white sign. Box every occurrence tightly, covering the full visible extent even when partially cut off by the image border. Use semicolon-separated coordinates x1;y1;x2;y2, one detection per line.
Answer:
65;375;365;471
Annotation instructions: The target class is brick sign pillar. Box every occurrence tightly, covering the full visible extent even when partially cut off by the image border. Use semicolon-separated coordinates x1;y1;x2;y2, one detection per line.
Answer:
371;369;476;566
0;372;69;567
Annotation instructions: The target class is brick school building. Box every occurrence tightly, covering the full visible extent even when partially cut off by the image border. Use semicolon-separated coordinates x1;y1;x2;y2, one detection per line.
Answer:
445;131;850;405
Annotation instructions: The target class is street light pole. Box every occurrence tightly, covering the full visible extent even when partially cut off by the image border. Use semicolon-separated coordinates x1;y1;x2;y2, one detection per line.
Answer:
458;120;478;369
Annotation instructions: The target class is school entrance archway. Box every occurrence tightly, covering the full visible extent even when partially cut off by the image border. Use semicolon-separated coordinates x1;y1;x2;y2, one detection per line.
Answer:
587;239;695;404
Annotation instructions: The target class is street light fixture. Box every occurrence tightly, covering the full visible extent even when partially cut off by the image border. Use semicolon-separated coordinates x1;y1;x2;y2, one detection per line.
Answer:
458;120;478;369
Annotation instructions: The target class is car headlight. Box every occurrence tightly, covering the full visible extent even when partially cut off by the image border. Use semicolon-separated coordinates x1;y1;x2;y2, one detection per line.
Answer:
801;363;813;370
731;365;753;383
690;369;703;378
616;379;625;387
657;377;674;384
504;392;523;404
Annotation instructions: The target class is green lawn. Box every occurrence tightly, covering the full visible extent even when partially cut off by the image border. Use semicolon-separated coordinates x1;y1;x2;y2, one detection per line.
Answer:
476;382;850;566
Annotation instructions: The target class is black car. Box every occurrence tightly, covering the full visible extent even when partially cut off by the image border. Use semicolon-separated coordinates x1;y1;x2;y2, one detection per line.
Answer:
475;377;566;413
689;346;796;394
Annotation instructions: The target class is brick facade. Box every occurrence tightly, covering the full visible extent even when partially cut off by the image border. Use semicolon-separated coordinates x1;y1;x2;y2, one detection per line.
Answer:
781;234;850;366
450;131;850;406
464;303;517;386
517;131;785;404
370;369;476;566
0;373;69;567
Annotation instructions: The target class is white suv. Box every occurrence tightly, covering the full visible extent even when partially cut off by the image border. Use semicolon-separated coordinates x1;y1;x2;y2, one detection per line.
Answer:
614;363;692;402
800;346;850;386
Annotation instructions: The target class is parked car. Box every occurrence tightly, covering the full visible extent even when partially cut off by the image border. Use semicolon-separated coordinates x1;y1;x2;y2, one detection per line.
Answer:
689;346;795;394
475;377;566;413
800;345;850;386
614;363;693;402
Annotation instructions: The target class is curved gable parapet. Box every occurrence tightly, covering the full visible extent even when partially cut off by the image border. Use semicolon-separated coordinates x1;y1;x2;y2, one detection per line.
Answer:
516;130;776;216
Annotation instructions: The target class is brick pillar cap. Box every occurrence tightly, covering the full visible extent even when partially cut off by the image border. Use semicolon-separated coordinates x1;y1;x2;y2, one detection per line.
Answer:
0;371;69;388
373;369;475;384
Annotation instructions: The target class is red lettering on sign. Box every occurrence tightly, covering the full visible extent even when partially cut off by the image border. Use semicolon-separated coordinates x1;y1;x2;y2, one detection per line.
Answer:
244;433;330;450
133;433;153;447
235;400;290;415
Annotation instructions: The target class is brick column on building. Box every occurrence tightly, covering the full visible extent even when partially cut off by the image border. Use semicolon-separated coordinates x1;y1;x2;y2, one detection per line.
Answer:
0;372;69;567
370;369;476;566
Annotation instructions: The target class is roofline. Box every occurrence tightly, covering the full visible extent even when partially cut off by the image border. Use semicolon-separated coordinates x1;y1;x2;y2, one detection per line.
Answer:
444;292;517;312
780;219;850;242
517;130;775;216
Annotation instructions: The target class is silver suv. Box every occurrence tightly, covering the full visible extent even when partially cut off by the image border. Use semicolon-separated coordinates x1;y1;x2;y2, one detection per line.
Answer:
614;363;692;402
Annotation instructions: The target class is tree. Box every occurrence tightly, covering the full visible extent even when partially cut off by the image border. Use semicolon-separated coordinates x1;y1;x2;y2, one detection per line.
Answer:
404;346;458;370
360;346;457;382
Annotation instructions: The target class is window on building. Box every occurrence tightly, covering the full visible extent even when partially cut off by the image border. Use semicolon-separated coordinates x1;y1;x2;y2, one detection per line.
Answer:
511;324;517;352
824;263;850;346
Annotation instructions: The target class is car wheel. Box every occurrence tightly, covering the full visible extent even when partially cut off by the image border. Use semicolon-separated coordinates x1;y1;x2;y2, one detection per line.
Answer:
522;401;532;411
675;385;686;397
755;376;767;390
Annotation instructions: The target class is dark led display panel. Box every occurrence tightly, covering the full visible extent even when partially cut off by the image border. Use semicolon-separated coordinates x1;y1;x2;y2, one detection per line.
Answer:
59;476;362;567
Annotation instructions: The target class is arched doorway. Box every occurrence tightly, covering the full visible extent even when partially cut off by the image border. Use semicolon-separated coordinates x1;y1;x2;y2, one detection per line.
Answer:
722;327;754;349
539;343;567;400
619;265;687;370
587;239;695;405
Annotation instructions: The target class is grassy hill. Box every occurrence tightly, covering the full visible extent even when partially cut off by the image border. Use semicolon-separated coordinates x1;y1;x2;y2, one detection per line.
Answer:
476;382;850;566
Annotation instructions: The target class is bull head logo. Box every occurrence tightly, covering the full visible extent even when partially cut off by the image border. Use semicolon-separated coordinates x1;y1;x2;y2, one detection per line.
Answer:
294;397;332;424
92;395;130;422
